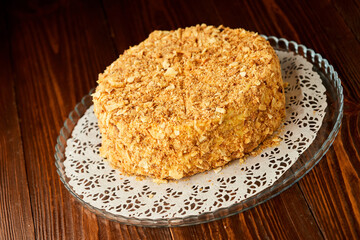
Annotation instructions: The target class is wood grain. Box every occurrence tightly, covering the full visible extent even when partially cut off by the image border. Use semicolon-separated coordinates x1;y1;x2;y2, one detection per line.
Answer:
170;186;322;239
332;0;360;43
266;1;360;239
2;0;360;238
0;8;35;240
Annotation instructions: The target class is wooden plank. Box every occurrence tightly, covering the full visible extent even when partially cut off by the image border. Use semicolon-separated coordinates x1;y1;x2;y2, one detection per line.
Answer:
101;0;233;52
8;0;172;238
332;0;360;42
171;186;322;239
272;0;360;102
267;0;360;238
0;8;35;240
299;137;360;239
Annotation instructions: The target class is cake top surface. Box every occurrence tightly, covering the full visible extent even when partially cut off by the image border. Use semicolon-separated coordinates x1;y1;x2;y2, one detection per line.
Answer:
93;24;278;127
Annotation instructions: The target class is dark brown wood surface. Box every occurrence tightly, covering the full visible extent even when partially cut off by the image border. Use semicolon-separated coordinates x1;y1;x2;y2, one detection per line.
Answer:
1;0;359;239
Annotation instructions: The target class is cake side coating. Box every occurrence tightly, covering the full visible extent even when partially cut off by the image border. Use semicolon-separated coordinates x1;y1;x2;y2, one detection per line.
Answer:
93;24;285;180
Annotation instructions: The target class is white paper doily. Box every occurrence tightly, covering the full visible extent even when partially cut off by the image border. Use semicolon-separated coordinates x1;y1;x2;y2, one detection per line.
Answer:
64;50;327;219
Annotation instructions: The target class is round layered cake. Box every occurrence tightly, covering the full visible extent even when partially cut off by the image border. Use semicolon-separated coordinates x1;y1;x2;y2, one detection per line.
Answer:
93;24;285;181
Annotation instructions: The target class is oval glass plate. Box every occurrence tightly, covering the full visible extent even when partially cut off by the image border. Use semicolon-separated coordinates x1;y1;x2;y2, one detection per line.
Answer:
55;36;343;227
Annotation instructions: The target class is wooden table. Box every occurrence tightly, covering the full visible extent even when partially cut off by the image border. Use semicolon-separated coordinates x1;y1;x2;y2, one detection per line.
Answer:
1;0;359;239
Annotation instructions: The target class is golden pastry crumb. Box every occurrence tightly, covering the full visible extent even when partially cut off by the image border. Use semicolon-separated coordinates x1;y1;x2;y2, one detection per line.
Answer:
136;176;145;181
93;24;285;181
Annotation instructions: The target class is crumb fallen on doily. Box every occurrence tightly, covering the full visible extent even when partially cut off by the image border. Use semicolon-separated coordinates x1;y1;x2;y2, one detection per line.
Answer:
153;179;168;184
136;176;146;181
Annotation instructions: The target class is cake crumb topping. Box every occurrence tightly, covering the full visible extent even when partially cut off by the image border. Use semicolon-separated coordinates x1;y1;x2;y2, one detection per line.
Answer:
93;24;285;180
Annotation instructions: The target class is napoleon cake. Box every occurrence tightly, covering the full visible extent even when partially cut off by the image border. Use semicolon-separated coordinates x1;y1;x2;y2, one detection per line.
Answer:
93;24;285;181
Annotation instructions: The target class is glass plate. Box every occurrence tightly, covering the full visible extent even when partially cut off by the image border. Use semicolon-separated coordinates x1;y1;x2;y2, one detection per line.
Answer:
55;36;343;227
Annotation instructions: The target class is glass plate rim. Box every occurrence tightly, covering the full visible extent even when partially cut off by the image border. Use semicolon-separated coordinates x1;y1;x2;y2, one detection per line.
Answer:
55;35;344;227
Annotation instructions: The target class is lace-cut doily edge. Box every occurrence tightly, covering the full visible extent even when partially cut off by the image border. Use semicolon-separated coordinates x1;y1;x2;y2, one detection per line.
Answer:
55;36;344;227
